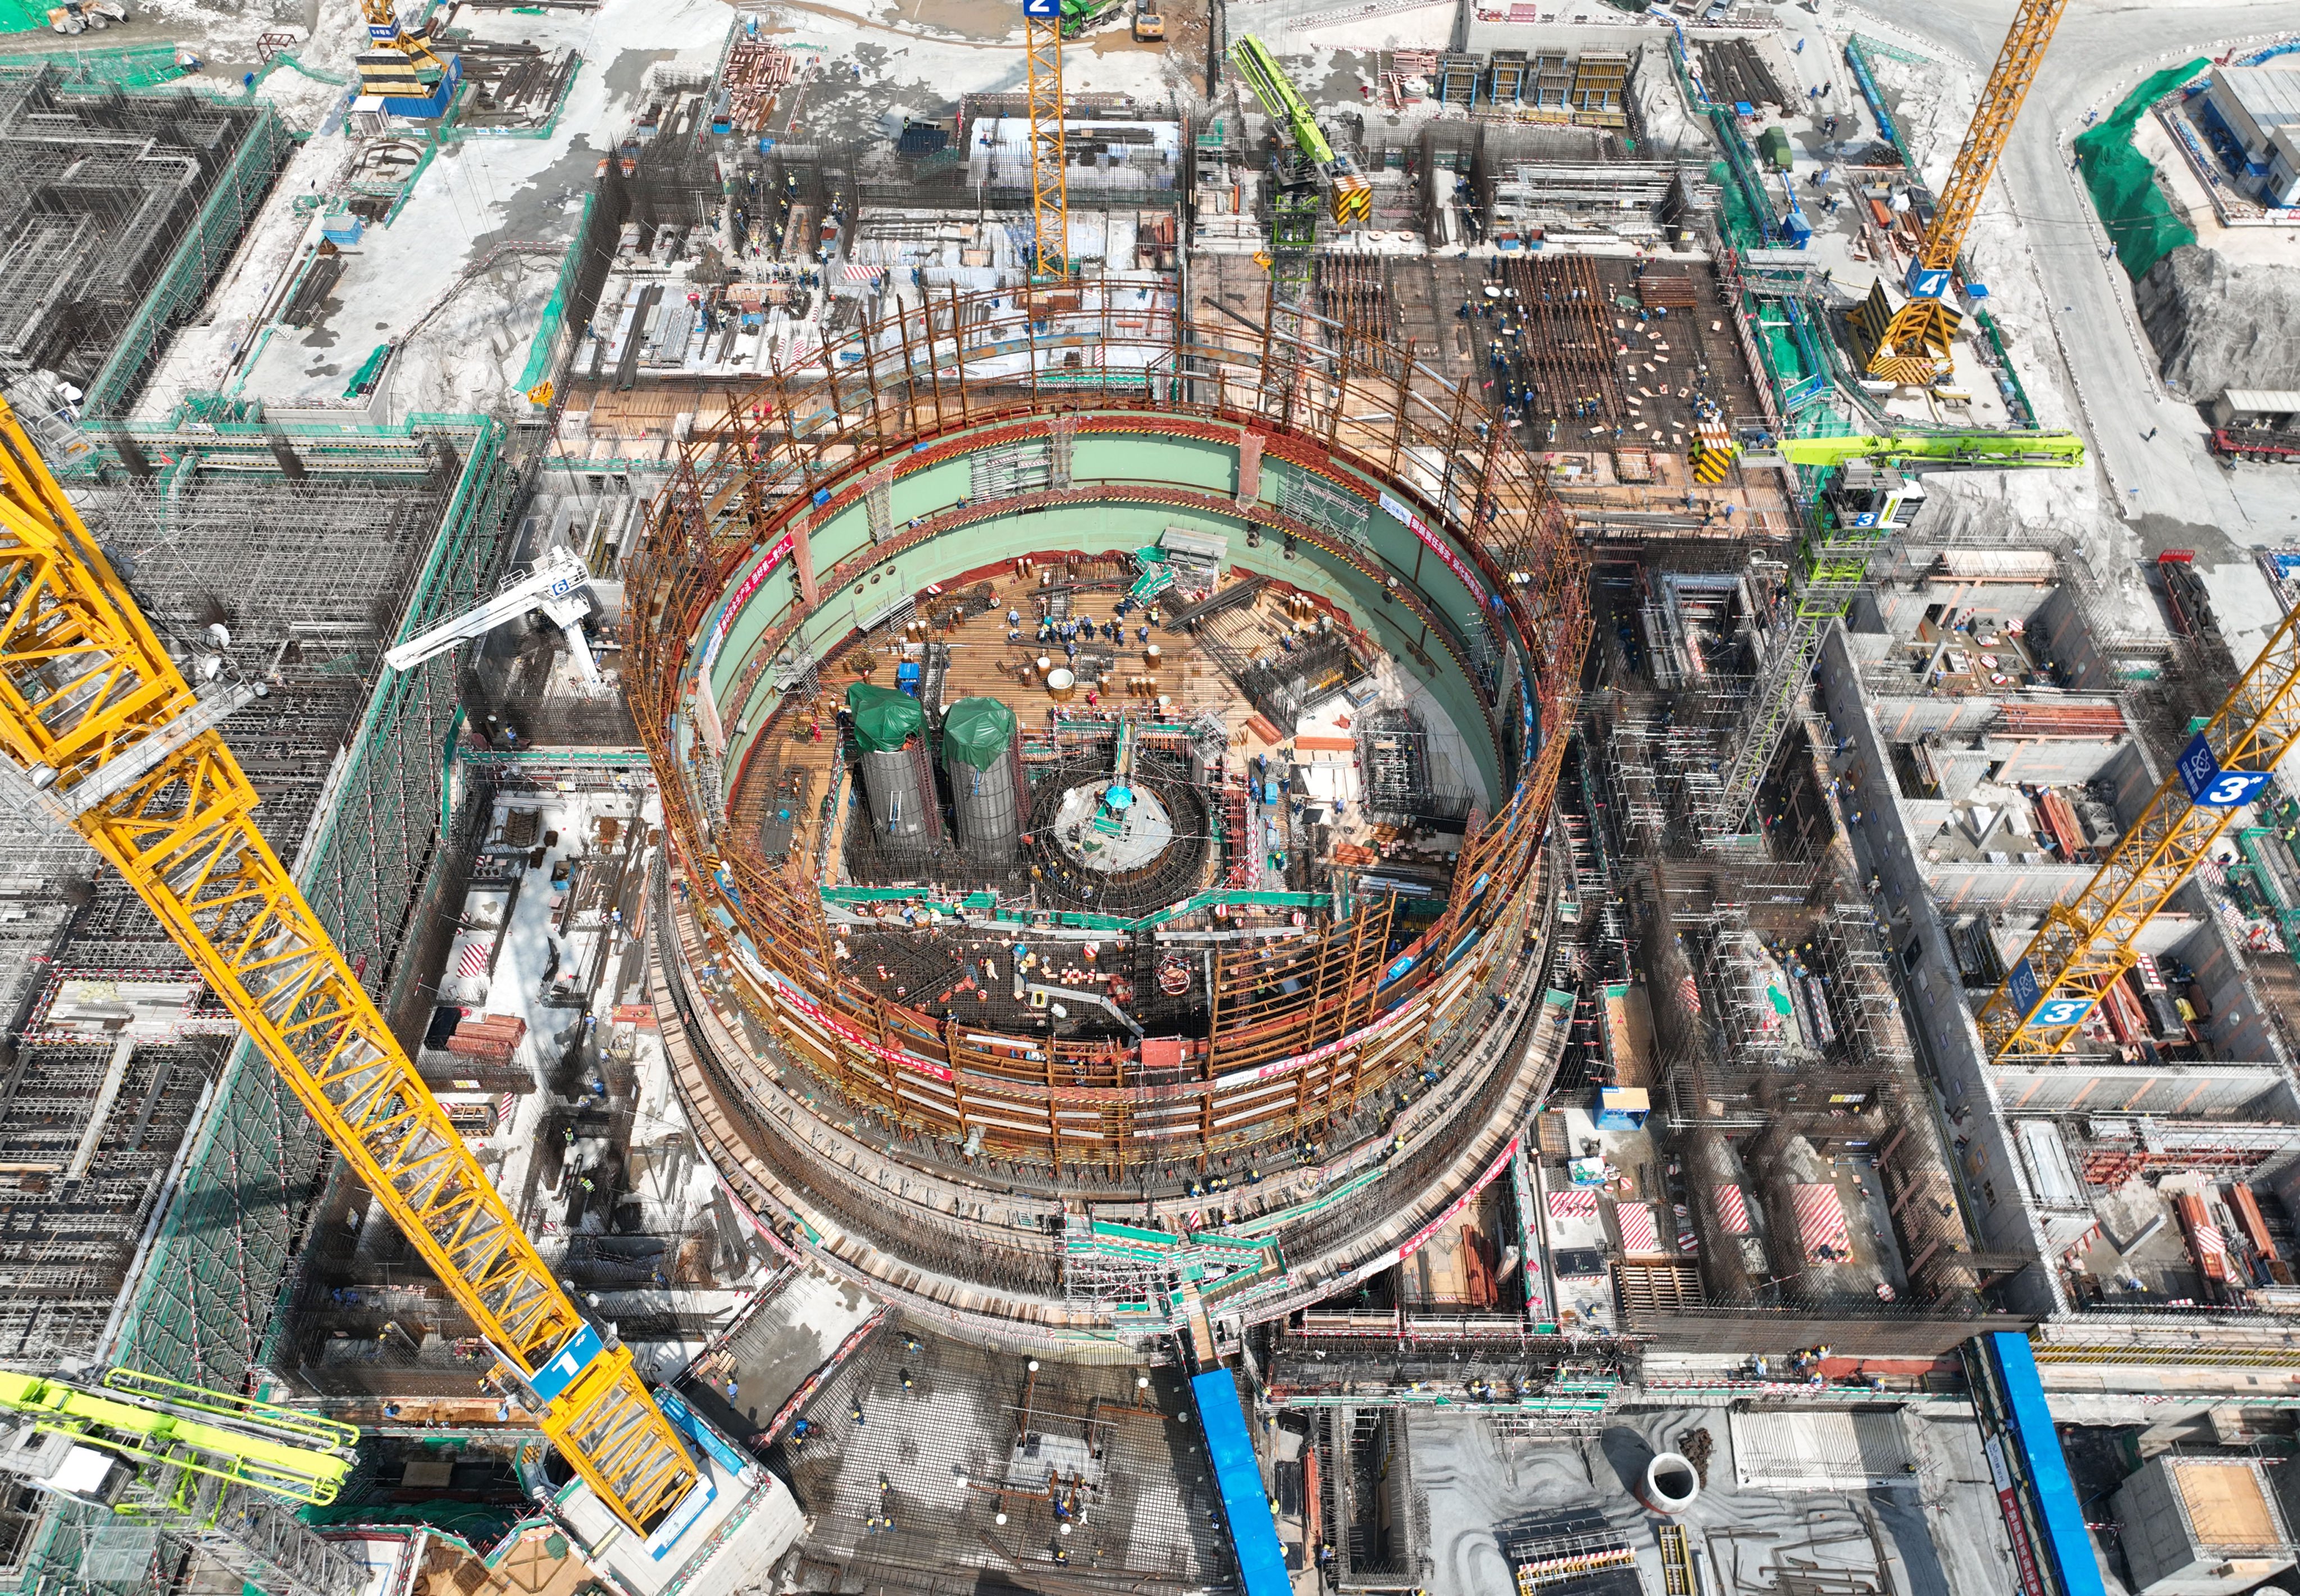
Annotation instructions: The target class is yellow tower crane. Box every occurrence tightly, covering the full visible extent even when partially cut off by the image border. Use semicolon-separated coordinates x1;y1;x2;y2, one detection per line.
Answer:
356;0;453;104
1852;0;2069;383
0;403;698;1539
1023;0;1070;279
1978;602;2300;1063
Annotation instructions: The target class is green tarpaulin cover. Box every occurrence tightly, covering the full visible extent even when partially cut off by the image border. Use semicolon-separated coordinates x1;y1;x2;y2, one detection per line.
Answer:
2074;58;2209;282
846;682;923;753
942;696;1017;769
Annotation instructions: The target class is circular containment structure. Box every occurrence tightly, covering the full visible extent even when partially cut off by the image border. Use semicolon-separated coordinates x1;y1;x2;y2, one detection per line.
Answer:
1644;1453;1701;1513
625;290;1589;1348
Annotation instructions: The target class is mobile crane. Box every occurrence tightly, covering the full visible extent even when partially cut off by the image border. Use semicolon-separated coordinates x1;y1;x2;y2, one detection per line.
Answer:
384;543;607;692
1977;599;2300;1062
0;1365;361;1596
0;402;700;1539
1850;0;2069;382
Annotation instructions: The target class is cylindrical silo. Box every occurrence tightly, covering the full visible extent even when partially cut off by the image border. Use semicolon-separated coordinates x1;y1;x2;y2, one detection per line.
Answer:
846;682;939;844
942;696;1022;861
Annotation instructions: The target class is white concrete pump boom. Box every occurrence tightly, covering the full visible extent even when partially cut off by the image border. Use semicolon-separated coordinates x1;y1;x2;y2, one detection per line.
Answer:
385;544;602;686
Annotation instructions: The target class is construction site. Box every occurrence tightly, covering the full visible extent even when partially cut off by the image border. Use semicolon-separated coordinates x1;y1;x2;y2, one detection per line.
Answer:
0;0;2287;1593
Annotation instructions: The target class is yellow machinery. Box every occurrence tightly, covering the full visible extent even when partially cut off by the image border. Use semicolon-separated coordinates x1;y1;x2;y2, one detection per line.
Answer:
1025;0;1069;277
0;401;698;1538
1858;0;2069;382
1978;600;2300;1062
356;0;452;104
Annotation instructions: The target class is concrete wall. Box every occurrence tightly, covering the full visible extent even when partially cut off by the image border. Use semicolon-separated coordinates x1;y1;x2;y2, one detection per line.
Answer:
687;412;1530;811
1869;577;2051;636
1989;1064;2300;1120
1987;728;2132;788
2032;584;2115;694
1813;624;2062;1317
1923;864;2098;913
2100;741;2163;829
1864;696;2004;741
2115;1456;2296;1596
2165;906;2291;1068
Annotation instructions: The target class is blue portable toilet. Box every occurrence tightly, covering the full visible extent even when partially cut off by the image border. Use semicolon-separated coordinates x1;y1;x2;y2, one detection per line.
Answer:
1779;207;1812;247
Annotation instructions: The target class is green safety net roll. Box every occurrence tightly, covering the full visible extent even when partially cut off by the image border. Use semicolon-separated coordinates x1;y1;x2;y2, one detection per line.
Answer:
942;696;1017;770
2074;58;2209;282
846;682;923;753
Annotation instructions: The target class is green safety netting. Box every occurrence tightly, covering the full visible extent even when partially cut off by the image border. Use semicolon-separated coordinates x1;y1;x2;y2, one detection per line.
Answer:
846;682;922;753
2074;58;2209;282
942;696;1017;770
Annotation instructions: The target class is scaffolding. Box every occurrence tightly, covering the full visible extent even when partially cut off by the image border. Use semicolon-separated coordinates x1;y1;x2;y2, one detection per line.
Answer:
1604;713;1668;843
1811;901;1915;1075
1699;903;1788;1069
627;280;1584;1188
4;414;525;1593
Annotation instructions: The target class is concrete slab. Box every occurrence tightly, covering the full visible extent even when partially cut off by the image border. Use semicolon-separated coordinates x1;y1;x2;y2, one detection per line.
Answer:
1727;1410;1918;1490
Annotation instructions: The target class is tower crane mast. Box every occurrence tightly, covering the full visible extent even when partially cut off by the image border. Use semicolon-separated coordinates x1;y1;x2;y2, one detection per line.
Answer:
1856;0;2069;381
0;402;700;1539
1024;0;1069;279
1978;603;2300;1062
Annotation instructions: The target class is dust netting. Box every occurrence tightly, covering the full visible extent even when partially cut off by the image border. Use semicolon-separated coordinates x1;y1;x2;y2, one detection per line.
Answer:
2074;58;2209;282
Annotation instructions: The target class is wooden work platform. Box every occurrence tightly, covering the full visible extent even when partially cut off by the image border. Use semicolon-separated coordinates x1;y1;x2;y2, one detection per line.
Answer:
727;554;1449;893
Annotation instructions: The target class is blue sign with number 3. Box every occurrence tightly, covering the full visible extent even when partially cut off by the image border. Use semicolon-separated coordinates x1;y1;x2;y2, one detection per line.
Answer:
2007;957;2093;1030
2178;732;2270;808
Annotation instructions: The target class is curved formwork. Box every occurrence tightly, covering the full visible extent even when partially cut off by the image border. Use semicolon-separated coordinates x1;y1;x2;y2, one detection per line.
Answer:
628;288;1589;1344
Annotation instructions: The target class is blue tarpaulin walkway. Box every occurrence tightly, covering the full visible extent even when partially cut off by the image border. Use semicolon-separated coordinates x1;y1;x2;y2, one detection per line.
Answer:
1190;1369;1292;1596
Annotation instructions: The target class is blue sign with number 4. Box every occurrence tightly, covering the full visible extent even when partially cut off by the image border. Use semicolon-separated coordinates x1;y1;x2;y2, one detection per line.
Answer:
1905;265;1951;299
2178;732;2270;808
